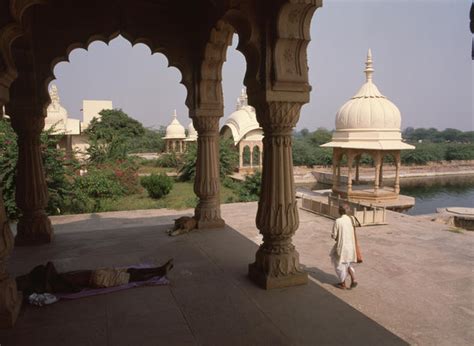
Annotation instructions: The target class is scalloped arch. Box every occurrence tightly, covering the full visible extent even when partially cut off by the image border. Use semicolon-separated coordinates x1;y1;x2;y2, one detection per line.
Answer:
198;9;260;112
40;30;193;113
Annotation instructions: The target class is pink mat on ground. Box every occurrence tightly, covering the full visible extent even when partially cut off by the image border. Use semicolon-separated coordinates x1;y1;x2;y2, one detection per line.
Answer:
54;264;170;300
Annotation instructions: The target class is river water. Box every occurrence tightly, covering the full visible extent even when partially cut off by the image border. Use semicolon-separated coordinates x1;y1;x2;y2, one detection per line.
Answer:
401;177;474;215
297;175;474;216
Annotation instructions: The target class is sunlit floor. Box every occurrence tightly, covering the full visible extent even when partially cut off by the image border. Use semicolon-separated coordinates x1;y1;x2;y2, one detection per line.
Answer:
1;202;472;345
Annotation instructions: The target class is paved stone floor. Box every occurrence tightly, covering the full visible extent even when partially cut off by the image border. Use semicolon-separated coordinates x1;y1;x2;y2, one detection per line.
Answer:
1;202;472;345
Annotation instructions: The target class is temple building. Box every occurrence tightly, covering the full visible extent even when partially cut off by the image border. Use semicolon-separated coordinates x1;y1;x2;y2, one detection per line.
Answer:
163;110;186;153
221;88;263;173
184;121;198;148
322;49;414;202
44;84;113;158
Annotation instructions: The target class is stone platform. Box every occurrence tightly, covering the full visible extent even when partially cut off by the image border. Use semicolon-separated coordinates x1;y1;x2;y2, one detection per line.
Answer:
1;202;472;345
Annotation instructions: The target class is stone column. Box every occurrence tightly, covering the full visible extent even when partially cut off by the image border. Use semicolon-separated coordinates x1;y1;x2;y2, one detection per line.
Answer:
239;143;243;169
374;151;382;194
193;115;225;229
0;188;22;328
394;151;401;194
379;156;384;188
11;116;53;245
355;156;360;184
332;148;339;191
249;101;307;289
347;151;354;194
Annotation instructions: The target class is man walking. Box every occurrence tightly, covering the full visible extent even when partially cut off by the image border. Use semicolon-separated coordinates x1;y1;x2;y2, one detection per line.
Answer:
331;206;358;289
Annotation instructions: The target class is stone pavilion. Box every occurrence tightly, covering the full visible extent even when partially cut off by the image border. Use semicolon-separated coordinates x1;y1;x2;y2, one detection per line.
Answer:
221;88;263;173
163;110;186;153
322;49;414;202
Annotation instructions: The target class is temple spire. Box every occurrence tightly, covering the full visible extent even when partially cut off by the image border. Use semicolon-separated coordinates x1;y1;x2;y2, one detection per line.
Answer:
365;48;374;82
173;109;177;118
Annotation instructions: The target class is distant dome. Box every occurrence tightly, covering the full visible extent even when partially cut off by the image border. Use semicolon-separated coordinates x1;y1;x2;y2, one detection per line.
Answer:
322;50;413;151
335;50;401;131
221;88;261;145
164;110;186;139
186;121;197;141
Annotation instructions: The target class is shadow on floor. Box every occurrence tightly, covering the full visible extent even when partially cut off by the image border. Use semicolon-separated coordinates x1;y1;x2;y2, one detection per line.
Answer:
1;214;407;346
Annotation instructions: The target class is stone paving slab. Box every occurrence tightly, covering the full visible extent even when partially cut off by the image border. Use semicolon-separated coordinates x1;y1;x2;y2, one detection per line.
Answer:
1;202;473;345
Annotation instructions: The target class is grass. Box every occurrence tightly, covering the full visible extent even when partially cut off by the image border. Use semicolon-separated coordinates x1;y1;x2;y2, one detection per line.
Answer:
98;181;239;212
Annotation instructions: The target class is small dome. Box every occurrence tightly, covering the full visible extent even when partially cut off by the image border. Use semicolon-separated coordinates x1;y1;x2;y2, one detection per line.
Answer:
322;50;414;151
335;49;401;131
164;110;186;139
221;88;260;145
186;121;197;141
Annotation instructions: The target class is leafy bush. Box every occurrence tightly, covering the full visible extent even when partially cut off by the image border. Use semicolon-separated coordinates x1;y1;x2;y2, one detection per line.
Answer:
236;171;261;202
156;152;180;168
401;143;446;165
178;138;238;181
74;168;124;211
445;144;474;161
140;173;173;199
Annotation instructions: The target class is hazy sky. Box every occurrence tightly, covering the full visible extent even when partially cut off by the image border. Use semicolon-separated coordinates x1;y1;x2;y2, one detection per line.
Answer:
52;0;473;131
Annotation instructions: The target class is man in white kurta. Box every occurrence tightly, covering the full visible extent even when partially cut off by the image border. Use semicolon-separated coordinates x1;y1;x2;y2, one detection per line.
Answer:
331;206;358;289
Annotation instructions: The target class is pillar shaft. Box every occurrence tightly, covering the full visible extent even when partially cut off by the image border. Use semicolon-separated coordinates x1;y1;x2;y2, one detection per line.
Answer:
249;101;307;289
0;188;22;328
374;152;382;194
11;116;53;245
355;157;360;184
394;152;401;194
193;115;225;229
347;151;354;194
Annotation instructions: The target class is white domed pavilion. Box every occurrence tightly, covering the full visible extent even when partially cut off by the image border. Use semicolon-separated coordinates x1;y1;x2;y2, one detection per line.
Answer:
220;88;263;172
322;49;414;201
163;110;186;153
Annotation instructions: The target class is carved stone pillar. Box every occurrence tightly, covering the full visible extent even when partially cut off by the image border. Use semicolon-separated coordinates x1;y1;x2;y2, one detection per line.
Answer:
332;148;339;191
0;188;22;328
347;151;354;194
11;116;53;246
374;151;382;194
355;155;360;184
193;115;225;229
249;102;307;289
379;156;384;187
394;151;401;194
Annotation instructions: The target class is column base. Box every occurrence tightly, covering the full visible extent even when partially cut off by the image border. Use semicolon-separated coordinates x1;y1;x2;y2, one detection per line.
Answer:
15;213;53;246
248;262;308;289
196;218;225;229
0;278;22;328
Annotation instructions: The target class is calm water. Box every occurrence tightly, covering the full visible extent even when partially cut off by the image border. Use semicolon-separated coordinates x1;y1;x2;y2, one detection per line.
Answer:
401;179;474;215
298;176;474;216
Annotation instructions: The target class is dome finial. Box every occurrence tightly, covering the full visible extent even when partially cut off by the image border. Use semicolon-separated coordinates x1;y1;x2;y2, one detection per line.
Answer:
173;109;177;118
365;48;374;82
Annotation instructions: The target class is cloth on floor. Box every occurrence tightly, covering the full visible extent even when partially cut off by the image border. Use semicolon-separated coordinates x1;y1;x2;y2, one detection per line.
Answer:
55;263;170;300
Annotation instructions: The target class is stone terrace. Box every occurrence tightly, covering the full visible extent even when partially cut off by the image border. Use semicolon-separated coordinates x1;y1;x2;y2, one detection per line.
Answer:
0;202;472;345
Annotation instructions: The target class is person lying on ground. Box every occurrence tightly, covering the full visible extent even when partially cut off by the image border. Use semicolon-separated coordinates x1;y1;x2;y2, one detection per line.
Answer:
15;259;174;297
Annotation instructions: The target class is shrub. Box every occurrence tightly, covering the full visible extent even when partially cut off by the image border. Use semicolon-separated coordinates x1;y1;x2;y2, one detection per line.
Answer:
237;171;261;202
74;168;124;211
445;144;474;161
156;152;180;168
140;173;173;199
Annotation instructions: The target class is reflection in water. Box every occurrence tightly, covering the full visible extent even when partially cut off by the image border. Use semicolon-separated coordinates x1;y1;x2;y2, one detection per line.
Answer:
297;175;474;216
401;179;474;215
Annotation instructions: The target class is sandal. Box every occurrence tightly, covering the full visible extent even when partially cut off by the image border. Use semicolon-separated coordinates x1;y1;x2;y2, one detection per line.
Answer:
350;281;358;289
333;282;346;290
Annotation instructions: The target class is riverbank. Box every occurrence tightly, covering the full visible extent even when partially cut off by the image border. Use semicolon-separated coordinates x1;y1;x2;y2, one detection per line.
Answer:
293;160;474;186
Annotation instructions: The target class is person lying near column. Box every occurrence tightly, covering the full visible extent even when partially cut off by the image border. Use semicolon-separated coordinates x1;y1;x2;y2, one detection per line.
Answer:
15;259;174;297
330;206;359;289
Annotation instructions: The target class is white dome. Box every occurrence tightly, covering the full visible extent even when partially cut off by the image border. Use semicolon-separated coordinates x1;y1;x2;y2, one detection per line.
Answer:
335;52;401;131
164;110;186;139
221;88;261;145
322;50;414;151
185;121;197;141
